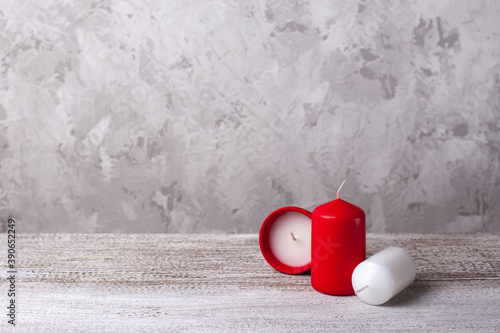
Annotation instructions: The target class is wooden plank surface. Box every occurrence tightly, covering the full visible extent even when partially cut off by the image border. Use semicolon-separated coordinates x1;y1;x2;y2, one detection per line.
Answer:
1;233;499;332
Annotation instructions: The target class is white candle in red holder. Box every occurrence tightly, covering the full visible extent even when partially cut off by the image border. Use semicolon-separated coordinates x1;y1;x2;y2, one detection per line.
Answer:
259;206;312;274
351;246;416;305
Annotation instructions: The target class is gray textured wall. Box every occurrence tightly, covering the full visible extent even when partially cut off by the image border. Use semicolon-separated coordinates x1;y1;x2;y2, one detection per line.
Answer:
1;1;499;233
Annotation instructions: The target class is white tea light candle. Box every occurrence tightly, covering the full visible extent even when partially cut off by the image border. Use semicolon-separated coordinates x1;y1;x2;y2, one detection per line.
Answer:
269;211;311;268
351;246;416;305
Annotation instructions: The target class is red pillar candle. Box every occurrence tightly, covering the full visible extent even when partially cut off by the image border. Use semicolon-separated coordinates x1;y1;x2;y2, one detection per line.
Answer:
311;181;366;295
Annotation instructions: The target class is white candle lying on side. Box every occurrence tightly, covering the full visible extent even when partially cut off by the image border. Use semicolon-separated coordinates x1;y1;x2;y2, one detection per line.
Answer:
351;246;416;305
268;212;311;267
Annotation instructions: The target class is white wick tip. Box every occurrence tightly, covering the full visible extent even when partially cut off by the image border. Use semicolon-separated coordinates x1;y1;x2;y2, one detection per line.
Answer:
355;285;369;294
290;232;297;241
337;180;346;199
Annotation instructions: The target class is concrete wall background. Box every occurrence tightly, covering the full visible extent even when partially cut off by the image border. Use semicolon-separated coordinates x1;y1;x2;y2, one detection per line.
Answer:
0;1;499;233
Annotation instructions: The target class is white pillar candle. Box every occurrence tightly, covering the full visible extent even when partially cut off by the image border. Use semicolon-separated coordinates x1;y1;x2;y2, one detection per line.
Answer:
351;246;416;305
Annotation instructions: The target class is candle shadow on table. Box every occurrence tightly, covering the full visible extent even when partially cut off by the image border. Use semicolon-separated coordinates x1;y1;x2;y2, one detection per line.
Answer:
380;281;432;307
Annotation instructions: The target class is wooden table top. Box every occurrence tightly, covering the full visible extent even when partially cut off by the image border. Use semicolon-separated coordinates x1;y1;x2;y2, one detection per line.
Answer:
1;233;499;332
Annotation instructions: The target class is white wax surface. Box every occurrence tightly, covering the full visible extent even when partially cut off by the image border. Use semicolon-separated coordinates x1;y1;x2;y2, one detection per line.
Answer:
268;211;311;267
351;246;416;305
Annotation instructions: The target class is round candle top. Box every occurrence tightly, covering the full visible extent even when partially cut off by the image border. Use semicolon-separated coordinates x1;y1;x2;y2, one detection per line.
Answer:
351;246;416;305
259;207;312;274
269;212;311;267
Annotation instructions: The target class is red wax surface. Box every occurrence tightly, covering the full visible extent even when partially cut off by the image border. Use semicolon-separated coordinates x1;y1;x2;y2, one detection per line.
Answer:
259;206;312;275
311;198;366;295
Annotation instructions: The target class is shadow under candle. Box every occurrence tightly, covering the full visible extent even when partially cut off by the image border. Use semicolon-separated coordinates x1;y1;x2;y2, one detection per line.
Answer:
381;280;433;307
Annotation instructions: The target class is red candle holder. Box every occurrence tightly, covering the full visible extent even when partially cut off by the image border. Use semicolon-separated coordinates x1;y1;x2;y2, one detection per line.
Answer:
259;206;312;275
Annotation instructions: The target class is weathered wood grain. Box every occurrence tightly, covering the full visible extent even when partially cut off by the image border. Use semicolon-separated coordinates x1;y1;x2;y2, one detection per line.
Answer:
1;233;499;332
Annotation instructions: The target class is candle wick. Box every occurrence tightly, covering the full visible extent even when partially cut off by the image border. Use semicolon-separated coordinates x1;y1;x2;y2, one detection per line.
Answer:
355;285;369;294
290;232;297;241
337;180;346;199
